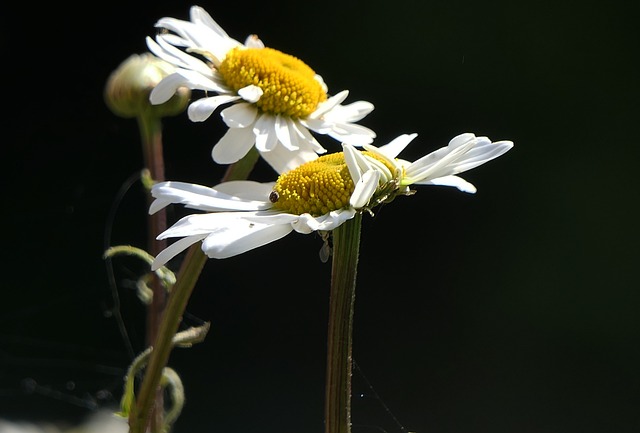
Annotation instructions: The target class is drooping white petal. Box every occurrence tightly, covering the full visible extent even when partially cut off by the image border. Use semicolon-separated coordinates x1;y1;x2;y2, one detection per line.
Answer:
212;127;257;164
171;68;229;92
149;198;174;215
188;95;241;122
416;175;478;193
212;181;276;201
158;212;245;239
150;68;227;105
238;85;263;103
149;72;190;105
150;181;273;213
152;234;207;271
290;208;357;233
350;170;381;209
221;102;259;128
254;114;279;152
201;218;294;258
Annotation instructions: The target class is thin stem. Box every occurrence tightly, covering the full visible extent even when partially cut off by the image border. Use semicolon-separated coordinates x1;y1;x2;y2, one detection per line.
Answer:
325;213;363;433
138;112;168;346
129;245;207;433
138;112;168;432
128;147;261;433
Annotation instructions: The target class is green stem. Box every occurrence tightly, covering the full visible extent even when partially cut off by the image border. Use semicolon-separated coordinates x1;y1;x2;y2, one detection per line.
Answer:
325;213;363;433
129;246;207;433
128;146;261;433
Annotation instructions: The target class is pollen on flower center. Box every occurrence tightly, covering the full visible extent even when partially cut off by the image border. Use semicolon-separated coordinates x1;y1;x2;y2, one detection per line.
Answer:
218;47;327;118
271;153;354;216
271;151;398;216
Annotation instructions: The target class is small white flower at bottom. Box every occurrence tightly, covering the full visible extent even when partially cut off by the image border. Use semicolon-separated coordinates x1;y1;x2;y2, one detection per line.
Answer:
149;133;513;270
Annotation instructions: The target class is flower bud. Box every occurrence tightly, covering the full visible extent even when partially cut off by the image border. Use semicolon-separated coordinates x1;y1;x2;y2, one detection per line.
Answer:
104;53;190;118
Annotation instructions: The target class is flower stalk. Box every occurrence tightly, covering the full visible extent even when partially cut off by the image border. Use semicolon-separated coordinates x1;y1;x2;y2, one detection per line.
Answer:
128;147;260;433
325;212;362;433
138;111;168;432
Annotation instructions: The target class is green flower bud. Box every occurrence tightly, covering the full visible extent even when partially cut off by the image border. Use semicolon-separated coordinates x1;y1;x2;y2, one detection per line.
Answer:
104;53;190;118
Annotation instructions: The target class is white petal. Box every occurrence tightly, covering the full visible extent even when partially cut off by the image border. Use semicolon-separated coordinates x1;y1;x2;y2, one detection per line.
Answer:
238;85;263;103
291;208;357;233
403;136;477;183
324;100;375;122
260;145;318;174
309;90;349;118
212;181;276;201
343;143;373;185
367;133;418;159
189;6;230;38
404;134;513;184
314;74;328;93
149;198;173;215
158;212;244;239
150;181;273;212
415;175;477;193
253;114;278;152
201;219;294;258
300;117;332;134
290;121;327;154
314;208;357;231
274;115;297;151
446;139;514;173
151;234;207;271
149;72;190;104
155;16;239;62
147;36;213;77
188;95;241;122
212;127;257;164
350;170;380;209
326;123;376;146
244;34;265;48
221;102;259;128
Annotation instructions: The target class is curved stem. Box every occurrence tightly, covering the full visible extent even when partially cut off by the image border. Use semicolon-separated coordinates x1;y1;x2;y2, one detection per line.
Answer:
325;213;362;433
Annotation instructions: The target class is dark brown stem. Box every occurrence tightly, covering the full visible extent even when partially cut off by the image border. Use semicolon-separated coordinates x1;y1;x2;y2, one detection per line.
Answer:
138;113;168;432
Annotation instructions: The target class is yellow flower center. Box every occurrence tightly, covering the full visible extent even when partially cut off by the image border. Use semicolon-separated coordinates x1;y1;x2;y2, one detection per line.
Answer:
270;152;397;216
218;47;327;118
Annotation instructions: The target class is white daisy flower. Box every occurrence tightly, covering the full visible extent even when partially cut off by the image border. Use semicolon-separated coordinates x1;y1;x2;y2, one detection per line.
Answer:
148;133;513;269
146;5;376;173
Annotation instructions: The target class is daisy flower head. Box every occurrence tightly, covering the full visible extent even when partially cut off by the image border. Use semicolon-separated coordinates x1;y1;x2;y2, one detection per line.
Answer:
148;133;513;270
146;5;376;174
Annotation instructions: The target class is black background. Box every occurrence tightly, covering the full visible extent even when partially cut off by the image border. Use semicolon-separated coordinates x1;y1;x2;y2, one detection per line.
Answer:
2;1;639;432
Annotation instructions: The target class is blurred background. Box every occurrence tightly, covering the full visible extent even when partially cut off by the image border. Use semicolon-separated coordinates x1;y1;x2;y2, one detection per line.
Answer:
2;0;639;432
